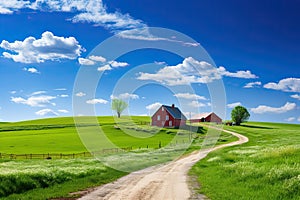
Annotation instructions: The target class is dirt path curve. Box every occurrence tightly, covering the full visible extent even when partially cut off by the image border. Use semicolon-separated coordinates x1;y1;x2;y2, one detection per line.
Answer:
79;127;248;200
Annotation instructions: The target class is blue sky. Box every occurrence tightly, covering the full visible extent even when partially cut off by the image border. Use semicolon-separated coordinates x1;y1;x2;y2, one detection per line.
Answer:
0;0;299;123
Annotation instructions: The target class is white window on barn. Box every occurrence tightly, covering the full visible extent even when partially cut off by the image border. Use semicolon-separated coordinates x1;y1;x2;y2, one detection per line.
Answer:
169;121;172;127
166;115;169;120
162;107;164;111
157;115;160;121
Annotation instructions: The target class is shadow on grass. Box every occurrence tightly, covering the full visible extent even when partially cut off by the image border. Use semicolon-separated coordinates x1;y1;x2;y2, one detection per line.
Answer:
240;124;274;129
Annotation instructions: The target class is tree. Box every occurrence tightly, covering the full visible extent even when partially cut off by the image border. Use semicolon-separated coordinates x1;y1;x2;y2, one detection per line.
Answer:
111;99;128;118
231;106;250;125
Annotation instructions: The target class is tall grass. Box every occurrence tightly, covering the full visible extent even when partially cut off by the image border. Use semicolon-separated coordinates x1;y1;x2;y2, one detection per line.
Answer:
190;122;300;200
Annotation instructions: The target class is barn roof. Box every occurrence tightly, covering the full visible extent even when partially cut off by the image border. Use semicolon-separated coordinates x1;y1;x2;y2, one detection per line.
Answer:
192;112;213;119
163;105;187;120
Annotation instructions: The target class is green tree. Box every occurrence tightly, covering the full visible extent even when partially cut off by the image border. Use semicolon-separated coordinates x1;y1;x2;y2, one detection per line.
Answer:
111;99;128;118
231;106;250;125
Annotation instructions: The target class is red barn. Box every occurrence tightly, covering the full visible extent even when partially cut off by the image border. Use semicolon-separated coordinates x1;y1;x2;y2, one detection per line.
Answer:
190;112;222;124
151;104;187;128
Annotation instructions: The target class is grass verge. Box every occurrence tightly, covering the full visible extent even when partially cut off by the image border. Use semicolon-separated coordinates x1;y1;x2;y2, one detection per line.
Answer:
190;122;300;200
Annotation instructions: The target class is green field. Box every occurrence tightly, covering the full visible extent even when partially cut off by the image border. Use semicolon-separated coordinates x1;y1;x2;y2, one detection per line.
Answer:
0;116;192;154
190;122;300;200
1;116;235;199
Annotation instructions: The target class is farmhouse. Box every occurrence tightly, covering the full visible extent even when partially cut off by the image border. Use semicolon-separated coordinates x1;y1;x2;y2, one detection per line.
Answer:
190;112;222;123
151;104;187;128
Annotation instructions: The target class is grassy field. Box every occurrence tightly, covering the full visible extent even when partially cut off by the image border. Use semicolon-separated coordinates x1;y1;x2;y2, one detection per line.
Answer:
0;116;238;199
0;116;191;154
190;122;300;200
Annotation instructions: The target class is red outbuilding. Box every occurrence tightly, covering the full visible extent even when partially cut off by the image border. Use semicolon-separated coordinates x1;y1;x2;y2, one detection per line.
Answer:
190;112;222;124
151;104;187;128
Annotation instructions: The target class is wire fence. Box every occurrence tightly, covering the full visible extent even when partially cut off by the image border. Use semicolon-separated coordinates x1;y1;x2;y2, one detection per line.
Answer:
0;140;191;160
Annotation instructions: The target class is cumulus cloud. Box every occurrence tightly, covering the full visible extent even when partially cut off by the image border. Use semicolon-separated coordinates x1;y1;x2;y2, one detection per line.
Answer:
291;94;300;100
78;57;95;65
111;93;139;100
75;92;86;97
109;61;129;68
251;102;296;114
174;93;207;100
78;55;107;65
0;0;30;14
23;67;40;74
264;78;300;93
97;60;129;72
146;102;162;111
35;108;58;116
227;102;242;108
244;81;262;88
137;57;258;86
89;55;106;62
285;117;295;122
97;65;112;72
0;31;83;63
11;95;56;107
59;94;68;98
86;98;108;104
188;101;207;108
218;66;258;79
58;109;69;113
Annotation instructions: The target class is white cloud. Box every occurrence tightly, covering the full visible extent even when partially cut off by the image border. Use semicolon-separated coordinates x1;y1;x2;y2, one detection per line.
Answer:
54;88;67;91
264;78;300;93
30;91;46;96
10;90;17;94
227;102;242;108
146;102;162;110
290;94;300;100
0;31;83;63
285;117;295;122
75;92;86;97
137;57;221;86
86;98;108;104
251;102;296;114
189;101;206;108
35;108;58;116
111;93;139;100
218;66;258;79
137;57;258;86
89;55;106;62
109;61;129;68
154;61;166;65
11;95;56;107
298;117;300;122
23;67;40;74
97;65;112;72
0;0;201;44
174;93;207;100
78;57;95;65
0;0;147;39
58;109;69;113
59;94;68;98
244;81;262;88
0;0;30;14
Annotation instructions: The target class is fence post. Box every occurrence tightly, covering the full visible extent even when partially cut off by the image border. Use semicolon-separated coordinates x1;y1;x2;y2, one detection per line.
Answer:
159;141;161;148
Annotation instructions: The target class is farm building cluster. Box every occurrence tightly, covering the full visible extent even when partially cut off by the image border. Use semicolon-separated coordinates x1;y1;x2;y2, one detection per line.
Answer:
151;104;222;128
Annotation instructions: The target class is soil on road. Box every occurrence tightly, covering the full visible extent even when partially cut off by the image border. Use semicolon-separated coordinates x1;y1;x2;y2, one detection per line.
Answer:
79;127;248;200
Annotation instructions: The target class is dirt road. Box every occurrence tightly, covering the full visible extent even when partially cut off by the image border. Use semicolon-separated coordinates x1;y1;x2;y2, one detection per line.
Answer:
79;127;248;200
